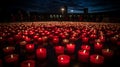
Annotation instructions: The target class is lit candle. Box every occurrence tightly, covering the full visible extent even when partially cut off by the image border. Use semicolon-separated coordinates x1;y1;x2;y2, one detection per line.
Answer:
90;34;96;39
24;37;31;43
66;43;75;54
6;47;9;49
82;37;89;43
28;63;31;67
54;46;64;55
62;39;69;45
36;48;47;60
94;43;103;52
21;60;35;67
52;37;59;44
26;44;34;53
11;54;14;58
102;48;113;58
96;55;99;60
37;37;43;44
20;41;27;47
81;45;91;51
57;55;70;67
99;36;105;43
4;54;19;64
33;35;39;41
3;46;15;54
70;36;77;42
90;54;104;65
78;50;89;63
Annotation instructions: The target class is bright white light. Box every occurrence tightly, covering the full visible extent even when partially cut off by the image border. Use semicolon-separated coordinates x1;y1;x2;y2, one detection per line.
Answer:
70;10;74;12
61;8;65;11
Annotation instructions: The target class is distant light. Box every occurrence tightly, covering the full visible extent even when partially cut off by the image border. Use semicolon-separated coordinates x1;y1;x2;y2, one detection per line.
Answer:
70;10;74;12
61;8;65;11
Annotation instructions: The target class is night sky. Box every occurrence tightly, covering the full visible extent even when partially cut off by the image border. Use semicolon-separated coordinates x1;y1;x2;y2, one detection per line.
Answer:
0;0;120;13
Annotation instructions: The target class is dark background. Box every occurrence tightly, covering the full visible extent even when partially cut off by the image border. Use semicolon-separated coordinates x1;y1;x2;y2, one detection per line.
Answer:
0;0;120;22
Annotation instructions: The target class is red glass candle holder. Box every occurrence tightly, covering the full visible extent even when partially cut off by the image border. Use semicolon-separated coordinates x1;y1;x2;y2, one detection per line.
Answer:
66;43;75;54
19;41;27;47
26;44;34;53
94;43;103;53
82;37;89;44
36;48;47;60
78;50;89;63
57;55;70;67
52;37;59;44
81;45;91;51
21;60;35;67
62;39;69;45
90;54;104;67
4;54;19;65
3;46;15;55
102;48;113;59
54;46;64;55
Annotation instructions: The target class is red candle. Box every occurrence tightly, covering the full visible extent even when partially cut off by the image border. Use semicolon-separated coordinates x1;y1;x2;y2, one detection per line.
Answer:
70;36;77;42
0;36;4;43
54;46;64;55
78;50;89;63
36;48;47;60
52;37;59;44
19;41;27;47
4;54;19;64
42;36;48;42
102;48;113;58
90;54;104;65
57;55;70;67
33;35;39;41
26;44;34;52
99;36;105;43
94;43;103;51
90;34;96;39
82;37;89;43
81;45;91;51
3;46;15;54
24;37;31;43
21;60;35;67
62;39;69;45
29;31;34;36
37;37;43;44
66;43;75;54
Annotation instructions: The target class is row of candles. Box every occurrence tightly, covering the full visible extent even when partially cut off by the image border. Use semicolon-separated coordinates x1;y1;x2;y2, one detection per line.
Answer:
1;42;114;67
0;23;120;46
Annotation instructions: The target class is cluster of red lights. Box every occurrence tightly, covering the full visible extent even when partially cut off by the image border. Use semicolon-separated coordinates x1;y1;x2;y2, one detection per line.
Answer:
0;22;120;67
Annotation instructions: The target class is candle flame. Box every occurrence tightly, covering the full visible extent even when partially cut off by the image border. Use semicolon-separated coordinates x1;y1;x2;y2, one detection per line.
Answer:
29;45;32;48
61;57;64;60
70;44;73;46
11;54;13;58
97;42;100;45
28;63;31;67
96;55;99;60
83;50;86;53
40;49;42;52
6;47;9;49
107;49;109;52
0;37;2;39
